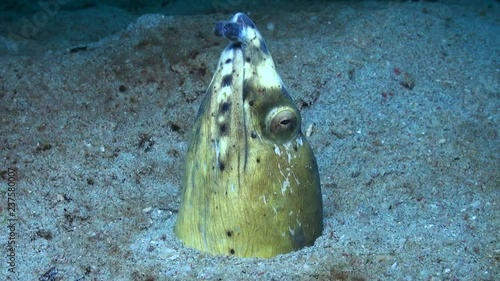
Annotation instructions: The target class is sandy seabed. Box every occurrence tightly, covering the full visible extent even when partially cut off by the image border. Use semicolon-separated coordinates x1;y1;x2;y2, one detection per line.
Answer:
0;0;498;280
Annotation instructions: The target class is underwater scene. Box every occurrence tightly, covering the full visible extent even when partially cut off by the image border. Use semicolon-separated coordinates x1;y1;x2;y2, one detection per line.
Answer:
0;0;498;280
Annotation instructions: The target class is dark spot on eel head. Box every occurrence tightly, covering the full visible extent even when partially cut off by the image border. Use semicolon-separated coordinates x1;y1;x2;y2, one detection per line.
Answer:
222;75;232;87
256;158;260;163
220;102;231;113
229;249;235;255
219;123;227;135
246;57;251;63
226;231;233;237
251;131;257;138
219;163;225;171
225;58;232;64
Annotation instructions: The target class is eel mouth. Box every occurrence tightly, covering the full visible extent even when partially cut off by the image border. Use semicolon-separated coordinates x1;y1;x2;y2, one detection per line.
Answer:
213;13;256;44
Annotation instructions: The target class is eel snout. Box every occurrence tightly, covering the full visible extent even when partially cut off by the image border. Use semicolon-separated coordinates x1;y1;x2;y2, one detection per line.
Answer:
213;12;256;43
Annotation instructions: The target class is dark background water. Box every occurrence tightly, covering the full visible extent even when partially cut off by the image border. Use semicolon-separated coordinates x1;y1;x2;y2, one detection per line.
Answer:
1;0;446;15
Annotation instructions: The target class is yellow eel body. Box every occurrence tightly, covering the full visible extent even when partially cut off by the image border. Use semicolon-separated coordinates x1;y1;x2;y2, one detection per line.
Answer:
174;12;323;258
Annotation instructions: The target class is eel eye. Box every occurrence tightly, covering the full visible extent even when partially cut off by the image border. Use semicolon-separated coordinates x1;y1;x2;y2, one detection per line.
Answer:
266;107;300;143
